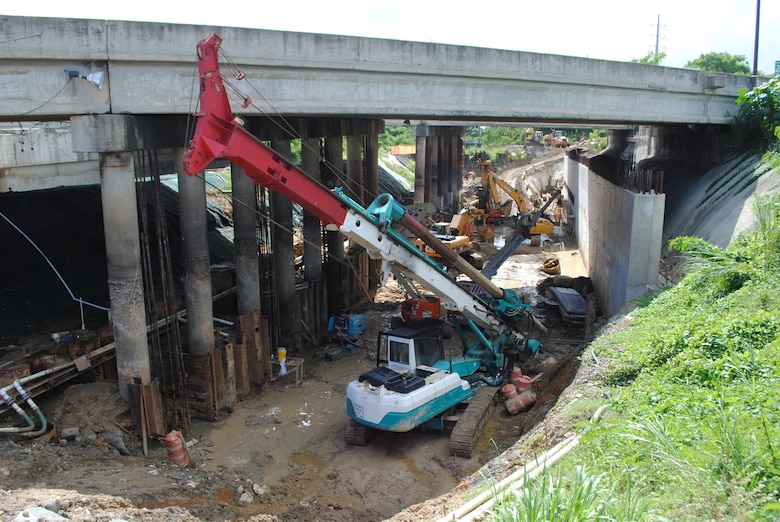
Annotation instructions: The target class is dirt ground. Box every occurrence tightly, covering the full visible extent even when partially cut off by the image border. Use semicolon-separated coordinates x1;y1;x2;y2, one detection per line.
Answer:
0;224;598;522
0;155;599;522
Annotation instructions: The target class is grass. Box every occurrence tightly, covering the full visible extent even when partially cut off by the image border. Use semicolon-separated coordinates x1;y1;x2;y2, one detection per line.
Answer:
488;189;780;521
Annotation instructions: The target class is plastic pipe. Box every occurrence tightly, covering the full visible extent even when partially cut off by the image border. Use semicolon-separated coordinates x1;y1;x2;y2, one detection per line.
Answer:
437;435;579;522
13;381;47;437
0;386;36;434
0;343;114;436
460;435;579;521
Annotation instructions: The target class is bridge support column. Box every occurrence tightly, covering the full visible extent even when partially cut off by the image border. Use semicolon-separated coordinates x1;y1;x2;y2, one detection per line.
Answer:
73;114;189;402
301;138;325;340
448;133;463;212
429;135;441;210
412;124;428;204
346;135;364;205
324;135;345;313
365;133;379;200
99;152;151;401
301;138;323;283
176;153;215;357
231;163;261;315
270;139;302;353
412;124;463;210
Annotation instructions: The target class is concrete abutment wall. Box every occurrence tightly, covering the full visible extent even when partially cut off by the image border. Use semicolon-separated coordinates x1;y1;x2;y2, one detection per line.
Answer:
567;156;666;317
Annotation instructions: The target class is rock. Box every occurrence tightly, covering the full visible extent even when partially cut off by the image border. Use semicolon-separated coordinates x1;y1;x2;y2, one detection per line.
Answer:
76;431;97;444
42;499;61;513
13;506;67;522
103;433;130;456
252;483;266;496
59;427;80;440
239;492;253;504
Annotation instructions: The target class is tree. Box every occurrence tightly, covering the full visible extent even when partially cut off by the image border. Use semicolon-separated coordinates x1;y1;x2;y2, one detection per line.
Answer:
732;77;780;154
378;124;414;154
684;52;751;75
631;51;666;65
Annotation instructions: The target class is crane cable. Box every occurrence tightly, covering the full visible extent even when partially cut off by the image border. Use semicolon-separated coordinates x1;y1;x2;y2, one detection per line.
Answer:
183;46;387;295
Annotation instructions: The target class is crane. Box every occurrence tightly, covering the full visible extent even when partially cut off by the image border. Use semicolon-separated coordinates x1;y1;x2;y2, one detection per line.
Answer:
181;33;544;457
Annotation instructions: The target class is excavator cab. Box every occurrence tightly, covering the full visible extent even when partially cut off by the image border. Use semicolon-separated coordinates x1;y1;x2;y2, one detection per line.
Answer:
379;319;445;375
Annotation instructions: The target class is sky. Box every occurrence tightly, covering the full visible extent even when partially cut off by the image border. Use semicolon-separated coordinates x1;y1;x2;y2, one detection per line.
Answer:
3;1;779;76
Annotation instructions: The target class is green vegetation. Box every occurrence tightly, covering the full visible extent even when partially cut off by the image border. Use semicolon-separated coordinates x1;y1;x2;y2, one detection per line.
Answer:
489;192;780;521
685;51;752;75
631;51;666;65
733;77;780;158
378;124;414;154
380;157;415;187
587;129;608;153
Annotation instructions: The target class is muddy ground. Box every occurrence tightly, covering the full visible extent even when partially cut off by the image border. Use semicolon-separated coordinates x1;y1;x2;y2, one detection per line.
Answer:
0;219;598;522
0;151;596;521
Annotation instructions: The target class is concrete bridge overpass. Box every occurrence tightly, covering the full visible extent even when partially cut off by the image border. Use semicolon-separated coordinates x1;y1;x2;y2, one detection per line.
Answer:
2;16;754;124
0;16;759;404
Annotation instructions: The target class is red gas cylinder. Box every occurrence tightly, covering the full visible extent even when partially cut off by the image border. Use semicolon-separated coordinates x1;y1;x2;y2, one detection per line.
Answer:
164;430;191;467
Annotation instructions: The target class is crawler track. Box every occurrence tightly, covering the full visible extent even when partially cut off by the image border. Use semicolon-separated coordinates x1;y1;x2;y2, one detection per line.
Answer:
345;418;374;446
449;385;499;458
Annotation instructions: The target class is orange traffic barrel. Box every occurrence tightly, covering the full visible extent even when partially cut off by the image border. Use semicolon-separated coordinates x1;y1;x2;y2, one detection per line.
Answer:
502;383;518;399
164;430;191;467
504;390;537;415
513;375;532;393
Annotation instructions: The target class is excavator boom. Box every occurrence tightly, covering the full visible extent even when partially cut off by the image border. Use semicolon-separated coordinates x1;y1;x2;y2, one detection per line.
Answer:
181;33;531;339
182;34;546;456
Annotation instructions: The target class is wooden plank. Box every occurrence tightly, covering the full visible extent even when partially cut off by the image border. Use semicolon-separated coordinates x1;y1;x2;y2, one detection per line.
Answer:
142;379;166;438
221;341;236;409
259;316;272;381
237;313;257;384
211;348;225;411
233;336;250;398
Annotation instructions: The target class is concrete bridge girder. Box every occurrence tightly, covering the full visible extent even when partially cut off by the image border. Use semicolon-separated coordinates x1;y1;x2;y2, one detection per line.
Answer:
1;16;759;125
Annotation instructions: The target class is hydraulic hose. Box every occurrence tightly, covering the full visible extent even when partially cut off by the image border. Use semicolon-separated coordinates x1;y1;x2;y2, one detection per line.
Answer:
0;381;48;437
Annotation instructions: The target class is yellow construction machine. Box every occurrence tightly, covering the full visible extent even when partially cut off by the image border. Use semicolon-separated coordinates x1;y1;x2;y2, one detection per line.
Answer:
405;202;485;269
476;160;560;246
476;160;533;223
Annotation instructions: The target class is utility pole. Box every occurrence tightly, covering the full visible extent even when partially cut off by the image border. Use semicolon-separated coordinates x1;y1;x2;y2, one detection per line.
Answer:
650;14;665;63
752;0;760;77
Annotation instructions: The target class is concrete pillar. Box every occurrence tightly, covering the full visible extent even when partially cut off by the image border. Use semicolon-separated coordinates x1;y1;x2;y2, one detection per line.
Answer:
176;155;215;356
100;152;150;401
365;133;379;202
231;162;261;314
439;136;451;211
424;137;434;203
324;135;345;312
270;139;302;352
412;124;428;204
430;135;441;209
450;134;462;212
301;138;322;282
346;135;363;205
456;137;464;196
